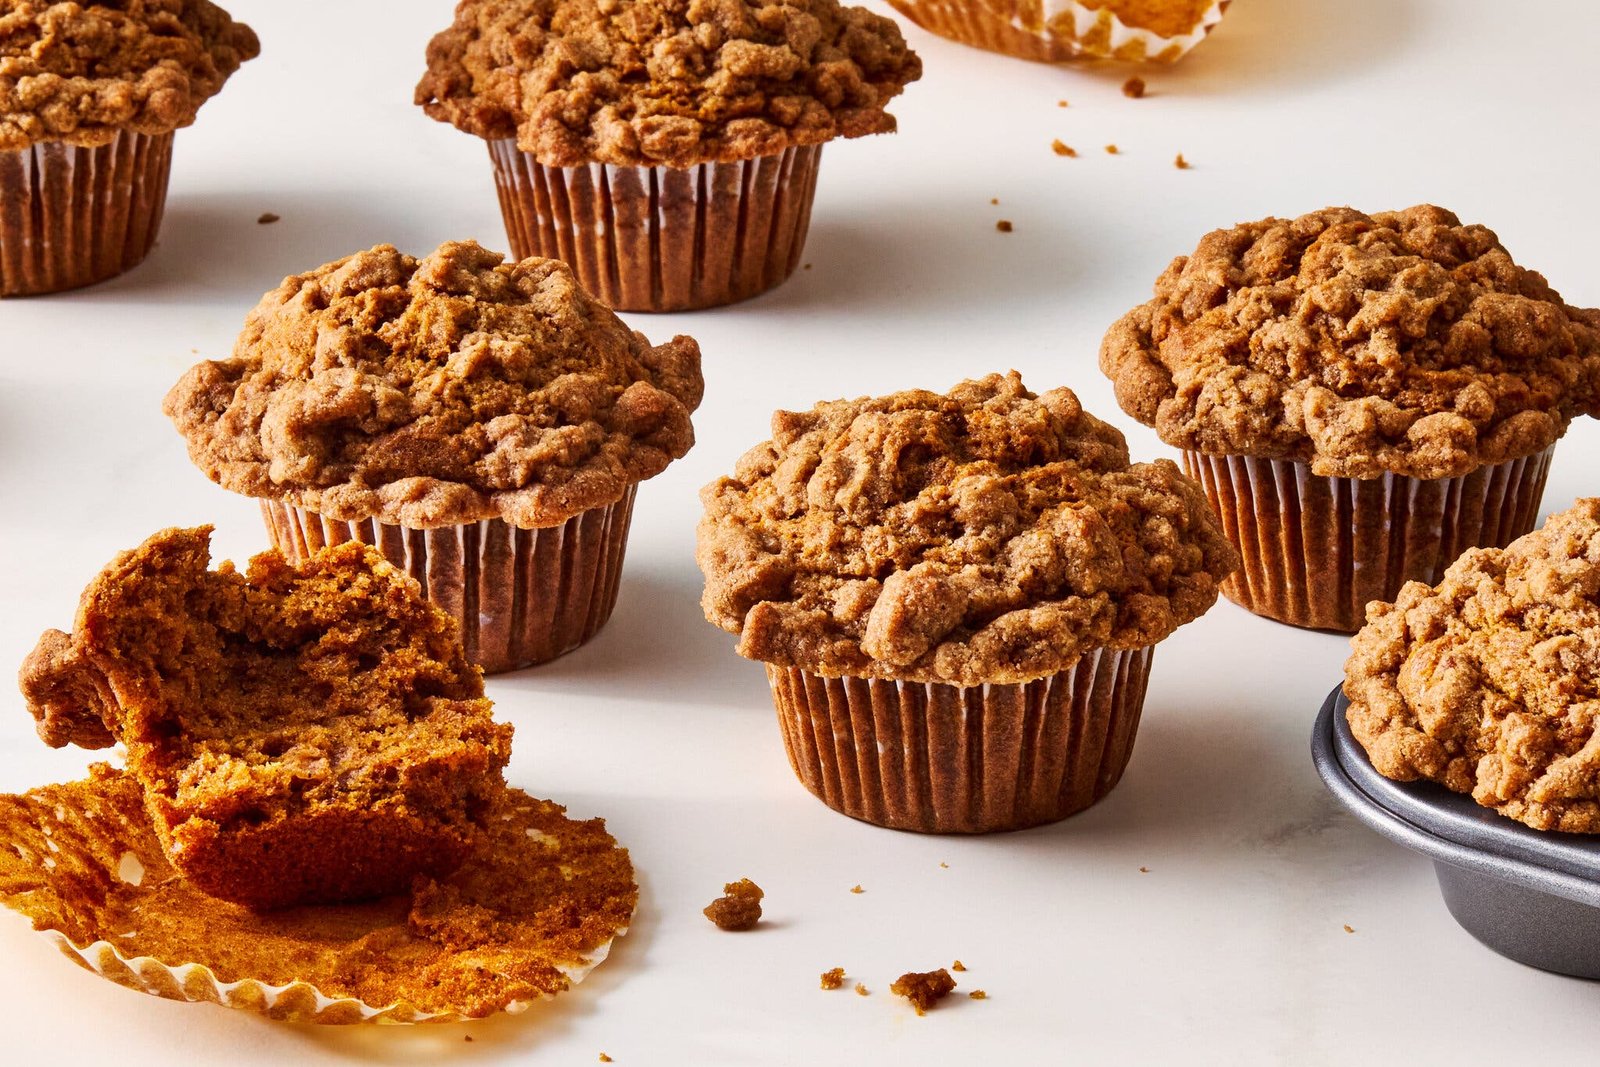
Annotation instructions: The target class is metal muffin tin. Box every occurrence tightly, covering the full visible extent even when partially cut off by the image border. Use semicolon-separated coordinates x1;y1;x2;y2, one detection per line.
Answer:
1312;686;1600;979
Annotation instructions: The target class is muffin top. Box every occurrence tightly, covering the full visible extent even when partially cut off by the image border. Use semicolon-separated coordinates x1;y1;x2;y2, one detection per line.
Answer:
1100;205;1600;479
0;0;258;150
1344;498;1600;832
415;0;922;168
165;241;704;530
697;372;1239;686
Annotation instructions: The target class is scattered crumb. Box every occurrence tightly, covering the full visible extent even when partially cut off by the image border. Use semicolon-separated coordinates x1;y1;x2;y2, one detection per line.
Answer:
464;1035;474;1042
599;1055;613;1064
1122;77;1146;98
257;212;280;225
951;960;967;972
969;990;988;1000
1343;924;1355;934
803;263;812;270
189;348;198;354
995;220;1013;233
1139;866;1150;873
989;197;999;205
855;982;870;996
1057;99;1068;107
939;862;949;869
1105;144;1120;154
821;967;846;990
850;884;864;894
890;969;957;1016
1174;153;1191;169
1051;139;1077;157
703;878;763;931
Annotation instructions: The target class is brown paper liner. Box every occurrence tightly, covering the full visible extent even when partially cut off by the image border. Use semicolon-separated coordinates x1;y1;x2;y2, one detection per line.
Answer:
1183;448;1556;633
261;488;637;674
888;1;1230;64
0;130;173;297
487;140;822;312
766;646;1155;833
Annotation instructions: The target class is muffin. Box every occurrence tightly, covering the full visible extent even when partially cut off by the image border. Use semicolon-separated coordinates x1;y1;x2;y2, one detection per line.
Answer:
1343;499;1600;833
1100;205;1600;632
415;0;921;312
887;0;1229;65
0;0;258;296
697;372;1237;832
18;527;514;910
163;240;705;673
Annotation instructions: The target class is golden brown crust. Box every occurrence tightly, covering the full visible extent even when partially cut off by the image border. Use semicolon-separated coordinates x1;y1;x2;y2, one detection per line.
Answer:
697;372;1238;686
1344;499;1600;832
17;527;513;909
0;0;258;150
1100;205;1600;479
415;0;921;167
0;767;637;1020
163;240;704;529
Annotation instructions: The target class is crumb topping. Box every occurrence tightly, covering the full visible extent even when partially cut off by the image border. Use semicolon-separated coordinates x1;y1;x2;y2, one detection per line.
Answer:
17;527;513;909
164;241;704;529
0;0;258;149
1344;499;1600;832
697;372;1237;685
890;968;955;1015
1100;205;1600;478
415;0;921;168
703;877;763;930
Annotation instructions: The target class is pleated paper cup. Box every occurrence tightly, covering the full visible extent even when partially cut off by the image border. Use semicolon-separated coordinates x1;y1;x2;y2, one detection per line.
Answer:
261;486;637;674
1183;447;1555;633
0;130;173;297
487;140;822;312
887;1;1230;64
766;645;1155;834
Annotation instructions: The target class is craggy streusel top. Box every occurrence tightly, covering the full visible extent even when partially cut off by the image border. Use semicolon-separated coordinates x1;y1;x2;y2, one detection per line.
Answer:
0;0;258;150
697;373;1239;686
1344;498;1600;832
164;240;704;529
1100;205;1600;479
415;0;922;167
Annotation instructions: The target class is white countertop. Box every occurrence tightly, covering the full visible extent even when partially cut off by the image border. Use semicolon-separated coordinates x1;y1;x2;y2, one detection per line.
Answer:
3;1;1599;1062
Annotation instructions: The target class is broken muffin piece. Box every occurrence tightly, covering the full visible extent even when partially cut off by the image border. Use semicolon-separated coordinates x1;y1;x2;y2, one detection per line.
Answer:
890;969;956;1015
18;527;512;910
703;878;764;931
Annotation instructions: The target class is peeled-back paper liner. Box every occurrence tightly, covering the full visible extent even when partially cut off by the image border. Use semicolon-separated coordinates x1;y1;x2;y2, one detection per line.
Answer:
261;487;637;674
1183;446;1556;633
487;140;822;312
0;770;637;1024
887;0;1230;63
0;130;173;297
766;646;1155;834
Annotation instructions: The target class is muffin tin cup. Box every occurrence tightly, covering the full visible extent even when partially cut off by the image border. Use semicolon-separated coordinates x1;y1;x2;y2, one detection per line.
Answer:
1312;687;1600;979
1182;446;1554;633
0;130;174;297
886;0;1230;64
260;487;637;674
486;139;822;312
766;645;1154;834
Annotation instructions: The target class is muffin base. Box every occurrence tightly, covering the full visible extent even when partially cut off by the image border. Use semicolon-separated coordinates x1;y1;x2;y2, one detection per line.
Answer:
0;130;173;297
887;1;1230;64
261;488;637;674
487;140;822;312
1183;448;1555;633
766;646;1154;833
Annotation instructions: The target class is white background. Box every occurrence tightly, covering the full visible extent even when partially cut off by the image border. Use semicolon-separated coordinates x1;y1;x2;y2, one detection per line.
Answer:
3;1;1599;1063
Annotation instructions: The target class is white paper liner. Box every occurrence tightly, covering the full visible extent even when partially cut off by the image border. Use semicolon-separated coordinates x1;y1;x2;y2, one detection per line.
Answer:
888;0;1230;63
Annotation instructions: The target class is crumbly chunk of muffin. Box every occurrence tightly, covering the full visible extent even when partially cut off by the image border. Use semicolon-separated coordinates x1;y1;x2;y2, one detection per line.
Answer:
703;878;763;930
698;372;1238;686
1083;1;1216;39
1344;499;1600;831
820;966;845;989
0;0;259;149
163;241;703;529
1100;205;1600;479
18;527;513;909
415;0;921;167
890;968;955;1015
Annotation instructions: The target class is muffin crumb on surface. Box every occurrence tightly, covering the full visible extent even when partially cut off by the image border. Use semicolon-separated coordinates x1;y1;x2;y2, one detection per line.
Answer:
891;969;956;1015
1123;77;1146;98
820;967;846;990
704;878;764;931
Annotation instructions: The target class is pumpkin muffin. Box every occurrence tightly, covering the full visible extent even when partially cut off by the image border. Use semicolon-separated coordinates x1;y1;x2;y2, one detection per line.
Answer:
18;527;514;911
0;0;258;295
415;0;921;311
164;240;705;673
1101;204;1600;632
886;1;1229;65
1344;499;1600;833
697;372;1237;832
